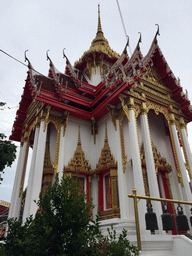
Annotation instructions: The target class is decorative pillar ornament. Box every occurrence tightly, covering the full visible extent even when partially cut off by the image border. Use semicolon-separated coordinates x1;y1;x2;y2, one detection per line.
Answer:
57;111;69;180
91;117;98;144
115;118;129;219
140;102;164;233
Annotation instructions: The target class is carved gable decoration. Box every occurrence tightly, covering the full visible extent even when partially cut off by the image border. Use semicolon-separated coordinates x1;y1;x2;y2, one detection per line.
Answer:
141;142;172;173
65;127;93;174
143;67;164;87
95;124;117;173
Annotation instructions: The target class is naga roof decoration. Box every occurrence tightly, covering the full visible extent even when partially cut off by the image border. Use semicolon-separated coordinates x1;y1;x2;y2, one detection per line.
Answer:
10;10;192;142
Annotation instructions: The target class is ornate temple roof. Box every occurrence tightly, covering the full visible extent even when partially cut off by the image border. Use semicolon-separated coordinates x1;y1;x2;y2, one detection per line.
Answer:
9;9;192;142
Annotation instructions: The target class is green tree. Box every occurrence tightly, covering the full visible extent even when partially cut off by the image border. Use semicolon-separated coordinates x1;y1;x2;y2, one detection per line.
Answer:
0;133;17;183
3;175;138;256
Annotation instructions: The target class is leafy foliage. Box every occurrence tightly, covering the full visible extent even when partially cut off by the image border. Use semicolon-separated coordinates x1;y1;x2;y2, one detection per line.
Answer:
0;133;17;183
3;175;138;256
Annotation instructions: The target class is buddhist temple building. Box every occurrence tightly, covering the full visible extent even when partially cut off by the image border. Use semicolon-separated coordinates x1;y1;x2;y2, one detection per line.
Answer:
8;5;192;255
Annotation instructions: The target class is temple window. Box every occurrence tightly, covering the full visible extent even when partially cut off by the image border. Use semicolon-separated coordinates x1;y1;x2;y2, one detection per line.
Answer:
64;126;93;204
95;123;120;220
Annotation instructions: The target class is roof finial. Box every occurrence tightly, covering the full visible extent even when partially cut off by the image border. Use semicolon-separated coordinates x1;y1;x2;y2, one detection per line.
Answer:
46;49;50;61
78;126;81;146
155;24;160;37
63;48;66;59
154;24;160;44
137;32;142;49
24;50;30;68
105;122;108;142
97;4;103;34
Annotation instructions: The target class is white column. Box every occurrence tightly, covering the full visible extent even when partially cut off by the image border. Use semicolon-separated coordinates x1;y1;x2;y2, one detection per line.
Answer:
115;119;129;219
8;143;25;219
127;98;149;235
170;114;192;232
28;120;48;217
57;125;66;181
11;138;29;219
22;126;40;222
180;118;192;186
140;104;164;234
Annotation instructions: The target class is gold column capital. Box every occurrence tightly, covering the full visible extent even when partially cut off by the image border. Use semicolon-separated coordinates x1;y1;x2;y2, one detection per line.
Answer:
179;117;185;129
61;111;69;137
140;102;147;115
40;105;51;132
169;113;176;124
23;131;30;142
128;97;135;110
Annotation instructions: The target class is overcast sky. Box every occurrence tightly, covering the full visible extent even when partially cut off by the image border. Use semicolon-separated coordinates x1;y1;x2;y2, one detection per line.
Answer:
1;0;192;202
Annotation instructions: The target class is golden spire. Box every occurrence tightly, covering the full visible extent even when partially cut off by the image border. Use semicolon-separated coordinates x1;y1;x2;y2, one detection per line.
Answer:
78;126;81;146
104;122;108;143
97;4;103;35
74;5;119;68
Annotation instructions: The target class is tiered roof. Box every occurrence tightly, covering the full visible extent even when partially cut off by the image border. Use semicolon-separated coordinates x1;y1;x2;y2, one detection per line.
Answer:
10;8;192;142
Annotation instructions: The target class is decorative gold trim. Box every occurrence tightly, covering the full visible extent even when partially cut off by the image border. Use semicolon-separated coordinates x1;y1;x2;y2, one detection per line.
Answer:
107;105;117;131
142;166;150;196
119;116;127;173
140;102;147;115
119;95;130;121
128;97;135;110
96;124;120;220
91;118;98;144
61;111;69;137
41;105;51;132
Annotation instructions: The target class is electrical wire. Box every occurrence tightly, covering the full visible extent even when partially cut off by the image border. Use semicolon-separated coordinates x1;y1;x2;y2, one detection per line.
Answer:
116;0;132;55
0;49;52;80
